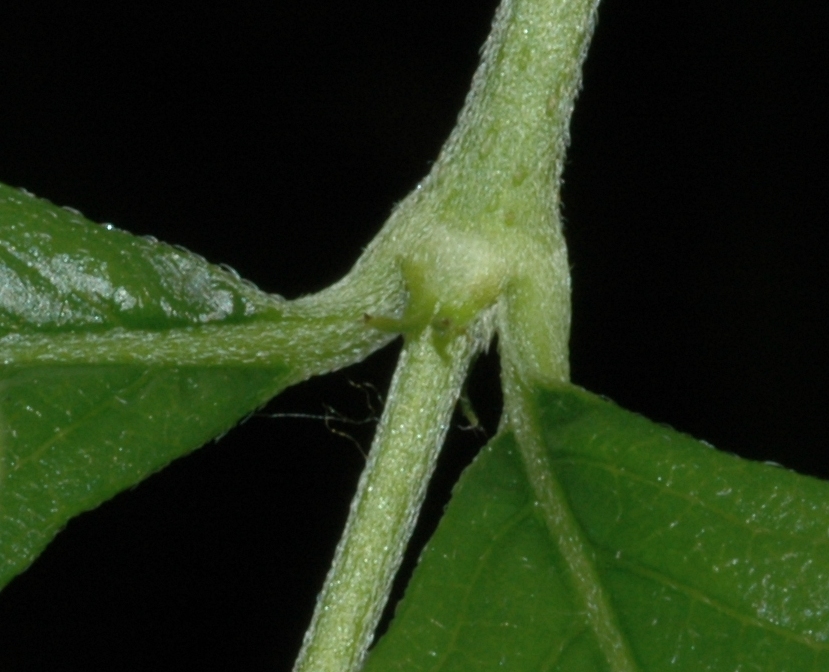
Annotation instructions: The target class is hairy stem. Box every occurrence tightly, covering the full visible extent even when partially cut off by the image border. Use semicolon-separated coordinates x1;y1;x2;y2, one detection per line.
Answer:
292;0;601;667
292;325;479;672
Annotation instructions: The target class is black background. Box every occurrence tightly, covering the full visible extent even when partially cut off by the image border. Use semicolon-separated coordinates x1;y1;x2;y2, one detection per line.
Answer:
0;1;827;669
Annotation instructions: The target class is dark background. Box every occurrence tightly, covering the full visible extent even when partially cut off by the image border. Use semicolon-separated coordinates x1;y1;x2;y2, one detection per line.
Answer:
0;1;827;669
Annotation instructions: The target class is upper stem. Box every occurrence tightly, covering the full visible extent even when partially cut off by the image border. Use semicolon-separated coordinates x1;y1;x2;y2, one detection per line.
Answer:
328;0;599;386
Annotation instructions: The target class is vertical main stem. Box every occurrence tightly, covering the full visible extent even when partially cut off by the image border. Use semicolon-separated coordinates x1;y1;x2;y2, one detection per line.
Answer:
292;0;603;666
292;326;476;672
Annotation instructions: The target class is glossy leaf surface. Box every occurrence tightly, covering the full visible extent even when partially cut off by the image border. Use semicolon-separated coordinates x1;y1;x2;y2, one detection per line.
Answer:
366;384;829;671
0;185;284;333
0;184;291;589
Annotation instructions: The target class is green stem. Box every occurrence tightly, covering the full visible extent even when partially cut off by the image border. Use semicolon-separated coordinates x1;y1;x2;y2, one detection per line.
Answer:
292;324;479;672
292;0;602;667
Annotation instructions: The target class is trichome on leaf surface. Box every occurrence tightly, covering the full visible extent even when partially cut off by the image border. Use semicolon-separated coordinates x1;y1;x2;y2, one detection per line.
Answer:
1;0;829;670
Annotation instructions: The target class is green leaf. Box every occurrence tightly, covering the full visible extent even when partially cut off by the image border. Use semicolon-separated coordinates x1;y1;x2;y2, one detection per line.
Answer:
366;384;829;671
0;183;298;589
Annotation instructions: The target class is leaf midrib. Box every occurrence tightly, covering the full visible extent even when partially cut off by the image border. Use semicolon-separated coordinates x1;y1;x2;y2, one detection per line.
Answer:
506;381;641;672
1;315;393;375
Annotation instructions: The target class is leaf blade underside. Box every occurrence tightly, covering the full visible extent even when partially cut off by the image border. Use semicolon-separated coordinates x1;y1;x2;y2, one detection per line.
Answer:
366;384;829;671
